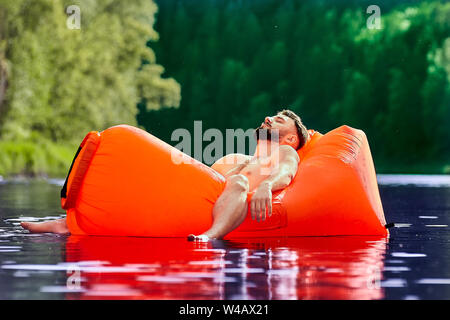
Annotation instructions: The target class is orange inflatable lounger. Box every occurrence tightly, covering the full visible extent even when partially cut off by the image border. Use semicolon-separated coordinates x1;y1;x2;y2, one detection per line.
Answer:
61;125;388;238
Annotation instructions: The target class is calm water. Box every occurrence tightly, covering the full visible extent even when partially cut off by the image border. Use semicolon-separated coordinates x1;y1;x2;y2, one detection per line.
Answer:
0;175;449;300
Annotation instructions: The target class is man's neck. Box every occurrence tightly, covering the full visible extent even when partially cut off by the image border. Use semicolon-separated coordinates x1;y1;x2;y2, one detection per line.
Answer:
253;140;280;158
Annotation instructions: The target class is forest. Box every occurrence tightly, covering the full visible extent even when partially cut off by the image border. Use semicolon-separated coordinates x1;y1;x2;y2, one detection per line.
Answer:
0;0;449;177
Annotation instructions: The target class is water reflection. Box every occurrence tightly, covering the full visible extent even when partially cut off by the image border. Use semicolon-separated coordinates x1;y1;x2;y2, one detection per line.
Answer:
60;235;387;300
2;178;449;300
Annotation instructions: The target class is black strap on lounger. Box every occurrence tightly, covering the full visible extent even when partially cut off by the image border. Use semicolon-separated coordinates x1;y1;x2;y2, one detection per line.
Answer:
60;146;82;199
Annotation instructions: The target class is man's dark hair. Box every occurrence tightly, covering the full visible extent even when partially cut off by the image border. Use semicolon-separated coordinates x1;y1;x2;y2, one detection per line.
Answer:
277;109;308;150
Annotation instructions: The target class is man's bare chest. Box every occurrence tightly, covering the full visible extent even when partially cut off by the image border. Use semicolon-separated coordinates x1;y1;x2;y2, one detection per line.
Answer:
238;157;273;178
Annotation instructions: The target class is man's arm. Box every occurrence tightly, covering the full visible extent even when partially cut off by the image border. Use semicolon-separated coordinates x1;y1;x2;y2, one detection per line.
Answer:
250;145;299;222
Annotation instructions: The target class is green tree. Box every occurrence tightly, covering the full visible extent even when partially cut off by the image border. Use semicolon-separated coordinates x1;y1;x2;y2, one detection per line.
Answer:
0;0;180;176
140;0;450;173
0;0;180;143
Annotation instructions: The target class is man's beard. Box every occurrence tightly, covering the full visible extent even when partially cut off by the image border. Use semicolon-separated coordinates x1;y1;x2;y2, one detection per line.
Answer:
254;126;279;142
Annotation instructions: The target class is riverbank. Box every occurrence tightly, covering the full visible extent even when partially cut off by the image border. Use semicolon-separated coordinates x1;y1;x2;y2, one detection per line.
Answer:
0;140;448;179
376;162;450;175
0;141;76;178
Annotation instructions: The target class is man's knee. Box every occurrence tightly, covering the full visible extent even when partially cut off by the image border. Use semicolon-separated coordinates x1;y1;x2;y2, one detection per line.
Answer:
226;174;249;192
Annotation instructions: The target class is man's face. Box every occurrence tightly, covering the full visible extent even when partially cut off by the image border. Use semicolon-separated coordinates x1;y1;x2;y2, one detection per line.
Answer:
255;114;299;148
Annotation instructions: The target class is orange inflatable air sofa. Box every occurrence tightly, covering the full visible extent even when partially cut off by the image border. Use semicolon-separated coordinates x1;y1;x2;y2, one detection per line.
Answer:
61;125;388;238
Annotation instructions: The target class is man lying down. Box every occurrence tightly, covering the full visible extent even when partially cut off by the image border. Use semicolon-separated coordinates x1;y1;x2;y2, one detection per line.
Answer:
21;109;308;241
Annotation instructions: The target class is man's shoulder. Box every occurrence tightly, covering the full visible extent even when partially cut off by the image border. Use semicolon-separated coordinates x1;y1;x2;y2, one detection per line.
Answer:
277;145;300;162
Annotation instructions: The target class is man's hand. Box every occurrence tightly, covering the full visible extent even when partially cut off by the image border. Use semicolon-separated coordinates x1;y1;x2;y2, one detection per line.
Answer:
249;146;299;222
250;182;272;222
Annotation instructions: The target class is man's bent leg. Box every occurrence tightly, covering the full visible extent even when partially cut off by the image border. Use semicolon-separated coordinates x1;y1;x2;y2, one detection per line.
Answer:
189;174;249;241
21;218;69;235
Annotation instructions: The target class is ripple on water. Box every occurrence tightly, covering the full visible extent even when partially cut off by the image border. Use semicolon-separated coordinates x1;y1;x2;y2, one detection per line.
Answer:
416;278;450;285
377;174;450;187
1;263;158;274
135;275;188;283
394;224;413;228
380;279;407;288
385;260;405;264
383;266;411;272
425;225;448;228
403;295;420;300
391;252;427;258
40;286;86;293
0;245;22;253
188;260;231;266
81;284;142;297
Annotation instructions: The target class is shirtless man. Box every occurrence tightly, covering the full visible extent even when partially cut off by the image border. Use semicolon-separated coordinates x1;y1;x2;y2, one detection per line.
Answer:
21;109;308;241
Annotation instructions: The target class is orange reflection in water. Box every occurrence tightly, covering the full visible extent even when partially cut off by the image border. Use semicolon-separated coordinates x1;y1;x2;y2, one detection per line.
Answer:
64;235;387;300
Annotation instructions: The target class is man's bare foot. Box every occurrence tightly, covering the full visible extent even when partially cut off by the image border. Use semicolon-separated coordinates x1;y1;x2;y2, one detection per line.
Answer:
187;234;212;242
20;218;70;235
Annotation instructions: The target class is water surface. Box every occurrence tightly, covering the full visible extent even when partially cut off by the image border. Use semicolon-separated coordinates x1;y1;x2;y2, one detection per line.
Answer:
0;175;449;299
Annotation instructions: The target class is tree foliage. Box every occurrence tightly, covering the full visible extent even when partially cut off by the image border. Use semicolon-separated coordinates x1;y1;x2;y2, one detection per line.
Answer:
0;0;449;175
140;0;450;173
0;0;180;144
